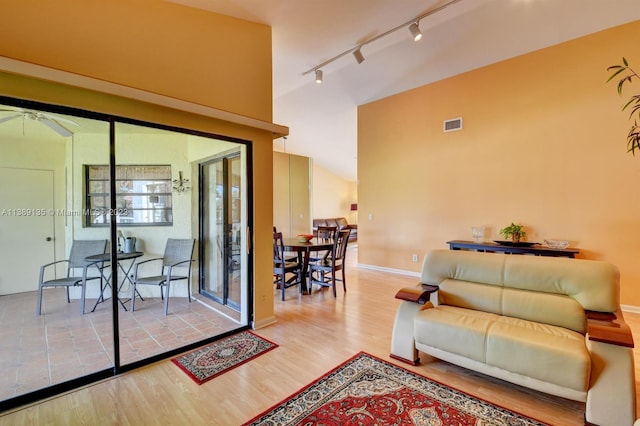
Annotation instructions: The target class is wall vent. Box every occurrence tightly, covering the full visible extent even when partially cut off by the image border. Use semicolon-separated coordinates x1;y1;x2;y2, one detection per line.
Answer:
443;117;463;132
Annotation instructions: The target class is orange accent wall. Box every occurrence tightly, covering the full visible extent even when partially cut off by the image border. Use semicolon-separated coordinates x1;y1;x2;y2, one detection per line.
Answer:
0;0;272;122
358;20;640;306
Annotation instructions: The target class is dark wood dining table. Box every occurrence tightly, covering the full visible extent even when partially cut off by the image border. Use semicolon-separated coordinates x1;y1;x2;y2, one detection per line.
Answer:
283;238;333;293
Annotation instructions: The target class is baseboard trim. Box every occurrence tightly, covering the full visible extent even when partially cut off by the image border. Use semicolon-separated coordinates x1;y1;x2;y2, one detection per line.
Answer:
621;304;640;314
253;315;277;330
358;263;421;278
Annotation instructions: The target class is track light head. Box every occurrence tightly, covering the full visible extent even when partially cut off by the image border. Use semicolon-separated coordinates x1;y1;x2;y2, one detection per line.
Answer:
353;48;365;64
409;22;422;42
315;69;323;84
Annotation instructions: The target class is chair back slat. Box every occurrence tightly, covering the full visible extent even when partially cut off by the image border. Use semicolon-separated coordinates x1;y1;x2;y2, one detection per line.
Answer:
317;225;337;242
163;239;195;266
335;229;351;262
68;240;108;269
273;231;286;264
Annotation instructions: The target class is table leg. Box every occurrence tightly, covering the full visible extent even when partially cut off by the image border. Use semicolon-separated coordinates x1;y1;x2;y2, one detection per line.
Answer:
90;261;129;312
299;249;311;294
91;278;110;312
91;262;117;312
116;259;144;307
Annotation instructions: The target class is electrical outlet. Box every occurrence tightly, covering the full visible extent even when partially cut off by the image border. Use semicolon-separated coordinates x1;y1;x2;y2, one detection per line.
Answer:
412;254;418;262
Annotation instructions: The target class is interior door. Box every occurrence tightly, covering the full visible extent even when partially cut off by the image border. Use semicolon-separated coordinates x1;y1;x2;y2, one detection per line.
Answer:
200;152;243;311
0;167;55;294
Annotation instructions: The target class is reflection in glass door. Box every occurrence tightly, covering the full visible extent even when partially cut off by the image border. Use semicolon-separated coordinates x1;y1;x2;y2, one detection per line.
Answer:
200;152;243;312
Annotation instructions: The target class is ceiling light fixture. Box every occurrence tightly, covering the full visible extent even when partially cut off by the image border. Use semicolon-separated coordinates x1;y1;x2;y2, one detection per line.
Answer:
302;0;463;83
408;22;422;42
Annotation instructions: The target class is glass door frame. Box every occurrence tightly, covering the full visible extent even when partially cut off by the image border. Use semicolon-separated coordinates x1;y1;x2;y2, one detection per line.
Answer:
0;94;254;412
198;150;245;313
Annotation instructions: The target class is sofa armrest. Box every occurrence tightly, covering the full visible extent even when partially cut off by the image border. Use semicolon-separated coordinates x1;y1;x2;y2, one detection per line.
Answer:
586;310;634;348
395;284;439;304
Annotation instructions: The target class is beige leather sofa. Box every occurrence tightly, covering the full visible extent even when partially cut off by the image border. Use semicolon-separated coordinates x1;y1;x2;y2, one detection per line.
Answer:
391;249;636;426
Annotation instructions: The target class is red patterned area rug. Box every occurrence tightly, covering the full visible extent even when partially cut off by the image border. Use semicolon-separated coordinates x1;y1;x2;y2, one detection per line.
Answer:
244;352;548;425
171;330;277;385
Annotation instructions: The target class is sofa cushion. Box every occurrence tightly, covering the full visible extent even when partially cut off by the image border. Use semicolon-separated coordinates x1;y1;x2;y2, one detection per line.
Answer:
438;279;503;315
422;249;619;314
415;305;591;392
501;287;586;333
438;279;587;333
414;305;495;362
335;217;348;228
487;315;590;392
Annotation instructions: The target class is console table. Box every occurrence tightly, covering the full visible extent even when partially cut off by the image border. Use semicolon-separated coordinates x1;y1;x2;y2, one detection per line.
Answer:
447;240;579;258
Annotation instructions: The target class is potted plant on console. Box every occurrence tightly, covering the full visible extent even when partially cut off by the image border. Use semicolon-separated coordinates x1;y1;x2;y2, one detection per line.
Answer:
499;223;526;243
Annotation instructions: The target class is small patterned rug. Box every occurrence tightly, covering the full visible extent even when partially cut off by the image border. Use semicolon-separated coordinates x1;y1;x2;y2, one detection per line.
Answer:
171;330;277;385
244;352;548;425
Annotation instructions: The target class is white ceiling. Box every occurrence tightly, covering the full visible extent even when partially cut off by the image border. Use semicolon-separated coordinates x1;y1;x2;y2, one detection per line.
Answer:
162;2;639;179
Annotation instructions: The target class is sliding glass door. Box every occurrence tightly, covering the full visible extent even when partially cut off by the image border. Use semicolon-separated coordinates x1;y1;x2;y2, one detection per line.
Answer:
200;151;246;314
0;96;252;412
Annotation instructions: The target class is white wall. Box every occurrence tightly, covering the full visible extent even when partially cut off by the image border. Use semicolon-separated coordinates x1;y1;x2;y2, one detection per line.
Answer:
0;129;68;275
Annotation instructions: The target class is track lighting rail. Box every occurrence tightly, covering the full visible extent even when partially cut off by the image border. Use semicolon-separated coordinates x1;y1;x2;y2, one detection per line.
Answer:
303;0;463;82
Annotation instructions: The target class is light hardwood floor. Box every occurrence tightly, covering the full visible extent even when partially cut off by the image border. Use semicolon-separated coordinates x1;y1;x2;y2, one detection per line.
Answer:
1;246;639;425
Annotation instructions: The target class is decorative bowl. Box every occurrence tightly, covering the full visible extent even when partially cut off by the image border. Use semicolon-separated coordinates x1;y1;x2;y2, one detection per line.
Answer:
297;234;314;243
544;239;570;249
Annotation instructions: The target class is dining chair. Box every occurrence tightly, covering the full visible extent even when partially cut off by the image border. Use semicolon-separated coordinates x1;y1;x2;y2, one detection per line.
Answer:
273;231;302;301
36;239;108;315
130;238;195;315
316;225;338;242
308;229;350;297
312;225;338;262
273;225;297;262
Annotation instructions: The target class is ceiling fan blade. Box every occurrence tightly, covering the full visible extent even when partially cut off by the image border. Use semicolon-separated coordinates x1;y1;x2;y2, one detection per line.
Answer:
40;118;73;137
40;112;79;126
0;108;25;114
0;114;21;124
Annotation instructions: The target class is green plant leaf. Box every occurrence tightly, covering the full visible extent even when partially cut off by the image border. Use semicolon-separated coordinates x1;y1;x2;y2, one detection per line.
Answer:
609;57;640;157
623;98;636;111
628;103;640;118
627;122;640;155
606;66;627;83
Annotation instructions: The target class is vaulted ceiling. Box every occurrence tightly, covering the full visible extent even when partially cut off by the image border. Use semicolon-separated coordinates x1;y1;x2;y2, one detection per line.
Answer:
172;1;640;181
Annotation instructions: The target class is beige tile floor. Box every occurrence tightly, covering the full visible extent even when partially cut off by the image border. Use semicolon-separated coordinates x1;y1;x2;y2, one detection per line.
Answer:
0;288;241;402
